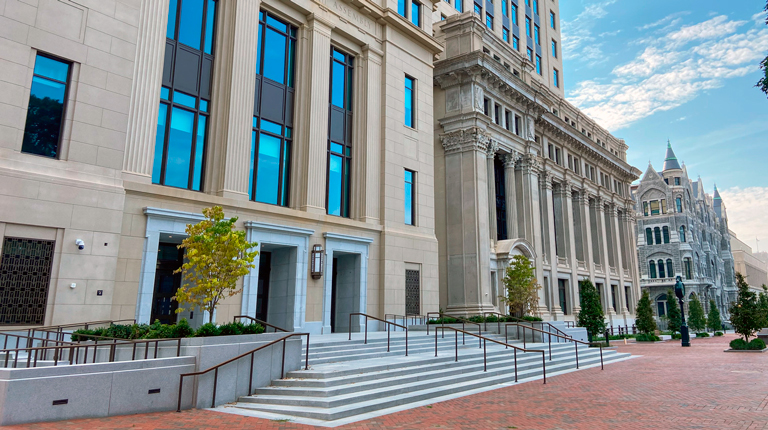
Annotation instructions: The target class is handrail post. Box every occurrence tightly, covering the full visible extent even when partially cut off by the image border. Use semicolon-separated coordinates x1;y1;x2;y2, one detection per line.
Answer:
548;331;552;361
405;328;408;357
514;349;518;382
575;341;579;369
348;313;352;341
600;345;604;370
434;327;438;357
177;375;184;412
454;331;458;362
177;338;181;357
483;339;487;372
386;322;390;352
248;352;255;395
281;339;286;378
304;333;310;370
211;368;218;408
542;352;547;384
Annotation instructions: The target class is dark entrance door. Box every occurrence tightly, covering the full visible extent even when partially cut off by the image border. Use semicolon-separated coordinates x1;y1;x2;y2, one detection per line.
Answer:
256;251;272;322
494;157;507;240
150;243;184;325
330;257;338;332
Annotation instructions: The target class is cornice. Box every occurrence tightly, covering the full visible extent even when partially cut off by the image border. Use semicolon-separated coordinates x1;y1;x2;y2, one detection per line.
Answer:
440;127;491;155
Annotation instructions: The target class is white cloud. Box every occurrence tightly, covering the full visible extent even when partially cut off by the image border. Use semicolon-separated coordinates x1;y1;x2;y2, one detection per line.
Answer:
568;14;768;131
637;11;689;31
561;0;617;62
719;187;768;249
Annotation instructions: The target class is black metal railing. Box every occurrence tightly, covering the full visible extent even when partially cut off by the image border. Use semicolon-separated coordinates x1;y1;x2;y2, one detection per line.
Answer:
384;314;426;328
176;332;309;411
349;313;408;356
233;315;288;333
0;319;137;348
607;325;637;336
425;312;483;347
433;326;547;384
504;323;603;371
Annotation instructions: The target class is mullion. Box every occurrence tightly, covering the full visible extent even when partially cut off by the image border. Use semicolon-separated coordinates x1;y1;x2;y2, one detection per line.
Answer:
158;100;173;185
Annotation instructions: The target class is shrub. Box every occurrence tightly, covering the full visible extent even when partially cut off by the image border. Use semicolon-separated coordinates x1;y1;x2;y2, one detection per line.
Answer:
219;321;246;336
171;318;195;338
696;332;709;338
636;290;657;335
671;333;682;340
71;329;96;342
521;316;543;322
195;322;221;337
730;338;748;350
242;323;265;335
730;273;762;343
577;280;605;341
715;331;723;337
468;316;485;323
636;333;661;342
748;338;766;350
104;324;134;339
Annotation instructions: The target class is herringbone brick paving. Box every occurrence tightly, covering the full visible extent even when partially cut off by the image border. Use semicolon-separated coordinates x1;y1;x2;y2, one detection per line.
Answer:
6;334;767;429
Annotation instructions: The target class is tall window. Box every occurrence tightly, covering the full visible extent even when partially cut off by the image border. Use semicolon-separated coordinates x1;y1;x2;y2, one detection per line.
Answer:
662;226;670;243
22;54;71;159
486;13;493;30
684;258;692;279
455;0;463;12
153;0;217;191
511;3;518;23
327;48;354;217
404;170;415;225
404;76;415;128
649;261;657;279
643;201;649;216
526;47;533;61
411;0;421;26
551;40;557;58
657;294;667;316
535;55;542;74
645;228;653;245
534;24;540;45
525;17;531;37
666;259;674;279
532;0;539;14
657;260;666;278
674;177;681;185
398;0;406;16
550;11;555;28
676;197;683;213
553;68;559;87
513;35;520;50
501;0;508;16
654;227;661;245
649;200;660;215
679;225;686;242
503;28;510;43
250;11;296;206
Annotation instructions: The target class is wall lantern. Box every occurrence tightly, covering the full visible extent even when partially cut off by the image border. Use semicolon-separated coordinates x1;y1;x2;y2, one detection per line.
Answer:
311;244;324;279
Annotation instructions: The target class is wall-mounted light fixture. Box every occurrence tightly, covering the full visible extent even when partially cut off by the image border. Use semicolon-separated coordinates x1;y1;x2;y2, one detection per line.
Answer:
311;244;324;279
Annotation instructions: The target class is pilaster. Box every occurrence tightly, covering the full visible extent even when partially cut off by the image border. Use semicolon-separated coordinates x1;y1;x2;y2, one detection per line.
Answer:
543;173;559;317
487;141;498;243
502;153;518;239
580;193;595;281
355;46;382;223
518;153;547;317
598;201;616;318
614;207;628;316
563;183;580;316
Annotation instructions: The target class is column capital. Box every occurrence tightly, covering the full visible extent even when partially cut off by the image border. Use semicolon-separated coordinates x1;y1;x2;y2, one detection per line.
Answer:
519;153;541;175
441;128;491;155
502;152;519;168
577;191;591;207
486;140;499;159
592;196;604;211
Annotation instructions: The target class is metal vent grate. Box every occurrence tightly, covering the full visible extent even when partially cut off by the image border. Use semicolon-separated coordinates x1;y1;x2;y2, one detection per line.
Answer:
0;237;55;325
405;269;420;316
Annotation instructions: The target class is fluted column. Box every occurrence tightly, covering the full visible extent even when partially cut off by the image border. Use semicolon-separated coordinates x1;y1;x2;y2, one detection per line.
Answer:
564;183;580;316
298;16;334;214
580;194;595;281
123;0;171;182
613;208;627;315
441;128;495;316
503;153;518;239
487;142;498;242
519;153;548;317
543;174;559;317
599;201;616;317
355;45;382;222
208;0;261;199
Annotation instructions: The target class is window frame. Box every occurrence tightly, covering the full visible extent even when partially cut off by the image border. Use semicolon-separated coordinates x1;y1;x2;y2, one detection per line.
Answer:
326;46;355;218
404;169;416;225
404;75;416;128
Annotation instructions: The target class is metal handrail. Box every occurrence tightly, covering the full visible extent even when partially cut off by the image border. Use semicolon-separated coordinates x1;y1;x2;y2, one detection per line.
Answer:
0;319;137;334
349;313;408;356
233;315;288;333
1;336;183;368
176;332;309;412
564;321;577;328
505;323;604;371
384;314;426;327
425;312;482;347
433;326;547;384
531;321;570;343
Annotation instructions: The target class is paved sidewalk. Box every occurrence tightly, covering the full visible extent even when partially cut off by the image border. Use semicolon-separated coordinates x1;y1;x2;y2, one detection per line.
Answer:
7;334;768;430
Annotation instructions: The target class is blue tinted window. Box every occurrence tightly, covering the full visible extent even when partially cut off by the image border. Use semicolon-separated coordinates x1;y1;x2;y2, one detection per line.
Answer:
486;14;492;30
551;40;557;57
164;107;195;189
178;0;204;50
174;91;196;108
411;1;421;26
404;170;415;225
503;28;509;42
267;15;287;32
192;116;206;190
502;0;507;16
550;11;555;28
167;0;178;38
536;55;541;74
281;142;290;206
513;36;519;50
525;17;531;36
261;119;282;135
527;48;533;61
199;99;208;112
456;0;463;12
511;4;517;23
331;60;345;108
256;22;263;74
533;0;539;14
553;68;559;87
22;55;70;158
331;142;344;154
248;131;257;200
474;3;481;14
534;24;540;45
255;133;281;205
152;104;169;184
404;76;414;128
264;28;287;84
204;0;216;54
398;0;406;16
161;87;170;100
327;154;343;216
287;38;295;87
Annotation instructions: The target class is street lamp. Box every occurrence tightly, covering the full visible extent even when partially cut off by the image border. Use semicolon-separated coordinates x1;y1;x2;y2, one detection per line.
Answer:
674;276;691;347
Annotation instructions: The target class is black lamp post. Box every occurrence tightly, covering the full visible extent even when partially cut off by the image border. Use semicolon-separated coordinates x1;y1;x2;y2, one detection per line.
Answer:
674;276;691;347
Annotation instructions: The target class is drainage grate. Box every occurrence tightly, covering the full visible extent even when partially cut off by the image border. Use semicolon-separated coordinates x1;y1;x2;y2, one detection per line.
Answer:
52;399;68;406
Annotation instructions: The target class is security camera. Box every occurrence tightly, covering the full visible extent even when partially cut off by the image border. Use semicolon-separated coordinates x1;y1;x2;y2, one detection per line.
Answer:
75;239;85;250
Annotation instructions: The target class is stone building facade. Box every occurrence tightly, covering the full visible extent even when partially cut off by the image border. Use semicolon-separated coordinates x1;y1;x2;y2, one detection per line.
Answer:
632;144;736;321
432;1;642;325
731;231;768;294
0;0;442;332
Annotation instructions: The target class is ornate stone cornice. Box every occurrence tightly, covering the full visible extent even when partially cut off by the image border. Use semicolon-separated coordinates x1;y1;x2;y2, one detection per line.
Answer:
519;153;541;175
486;140;499;158
440;127;491;155
502;151;520;168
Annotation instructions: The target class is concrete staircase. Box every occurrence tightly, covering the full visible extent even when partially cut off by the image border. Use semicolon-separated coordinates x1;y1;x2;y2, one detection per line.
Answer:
221;331;631;425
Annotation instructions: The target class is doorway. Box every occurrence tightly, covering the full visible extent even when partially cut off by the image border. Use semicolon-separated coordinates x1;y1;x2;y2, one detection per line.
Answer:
150;242;183;325
256;251;271;321
330;253;360;333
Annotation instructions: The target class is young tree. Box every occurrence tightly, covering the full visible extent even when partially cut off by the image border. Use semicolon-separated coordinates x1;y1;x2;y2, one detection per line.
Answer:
707;299;721;332
758;286;768;328
687;294;706;333
174;206;259;323
729;273;762;343
665;288;682;334
636;290;657;335
576;279;605;341
501;255;541;317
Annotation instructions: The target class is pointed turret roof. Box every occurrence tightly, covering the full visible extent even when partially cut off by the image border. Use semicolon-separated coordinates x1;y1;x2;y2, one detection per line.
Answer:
663;140;681;171
714;185;722;201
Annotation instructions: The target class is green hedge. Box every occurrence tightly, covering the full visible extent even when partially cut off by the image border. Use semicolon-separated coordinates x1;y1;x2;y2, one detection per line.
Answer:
635;333;661;342
714;331;724;337
695;332;710;338
729;338;766;350
70;319;265;341
671;333;682;340
427;315;543;324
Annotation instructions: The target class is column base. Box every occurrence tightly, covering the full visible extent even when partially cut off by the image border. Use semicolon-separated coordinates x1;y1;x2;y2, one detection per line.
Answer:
445;303;497;317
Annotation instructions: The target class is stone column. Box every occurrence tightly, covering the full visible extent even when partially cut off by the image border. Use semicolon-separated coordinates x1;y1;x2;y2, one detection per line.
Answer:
598;201;616;318
487;141;499;242
441;128;495;316
518;153;548;317
297;16;334;214
542;173;559;317
580;193;595;281
355;45;382;223
563;183;580;316
123;0;172;182
503;153;518;239
207;0;261;199
614;208;628;316
626;209;641;317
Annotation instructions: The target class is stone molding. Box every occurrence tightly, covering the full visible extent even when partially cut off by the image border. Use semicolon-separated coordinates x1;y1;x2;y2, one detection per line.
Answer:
440;128;491;155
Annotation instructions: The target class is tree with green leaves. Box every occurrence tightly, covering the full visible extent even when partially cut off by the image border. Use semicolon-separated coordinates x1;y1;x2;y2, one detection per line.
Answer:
707;299;721;332
729;273;763;343
687;294;706;333
758;286;768;328
636;290;657;335
665;288;682;334
174;206;259;323
501;255;541;317
576;279;605;341
757;1;768;97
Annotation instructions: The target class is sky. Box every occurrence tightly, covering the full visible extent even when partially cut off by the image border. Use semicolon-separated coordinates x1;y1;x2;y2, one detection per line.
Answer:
559;0;768;252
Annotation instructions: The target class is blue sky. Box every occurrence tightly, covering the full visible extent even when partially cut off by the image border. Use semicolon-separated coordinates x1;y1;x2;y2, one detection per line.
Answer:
560;0;768;249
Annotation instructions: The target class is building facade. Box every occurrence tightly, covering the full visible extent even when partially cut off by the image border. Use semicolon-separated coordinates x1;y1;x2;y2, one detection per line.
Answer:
633;144;736;321
731;231;768;294
432;0;643;325
0;0;444;332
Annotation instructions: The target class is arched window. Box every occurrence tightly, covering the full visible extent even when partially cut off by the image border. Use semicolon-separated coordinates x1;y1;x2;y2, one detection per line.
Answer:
675;197;683;213
666;259;674;278
657;260;666;278
662;226;670;244
656;294;667;316
646;228;653;245
679;226;686;242
684;258;692;279
649;261;657;278
654;227;662;244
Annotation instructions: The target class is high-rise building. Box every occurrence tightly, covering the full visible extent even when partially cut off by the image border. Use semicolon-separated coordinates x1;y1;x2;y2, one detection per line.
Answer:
731;231;768;294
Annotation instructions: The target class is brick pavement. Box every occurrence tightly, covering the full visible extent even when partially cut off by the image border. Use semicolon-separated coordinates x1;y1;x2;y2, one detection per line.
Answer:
6;334;768;430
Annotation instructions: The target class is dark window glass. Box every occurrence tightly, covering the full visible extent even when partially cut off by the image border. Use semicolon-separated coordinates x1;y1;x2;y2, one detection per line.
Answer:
658;260;666;278
251;12;296;206
654;227;661;244
649;261;656;279
511;4;517;23
534;24;540;44
679;226;686;242
667;259;674;278
405;76;415;127
502;0;507;16
398;0;406;16
405;170;415;225
645;228;653;246
411;1;421;26
21;54;71;158
663;226;670;243
327;48;354;217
